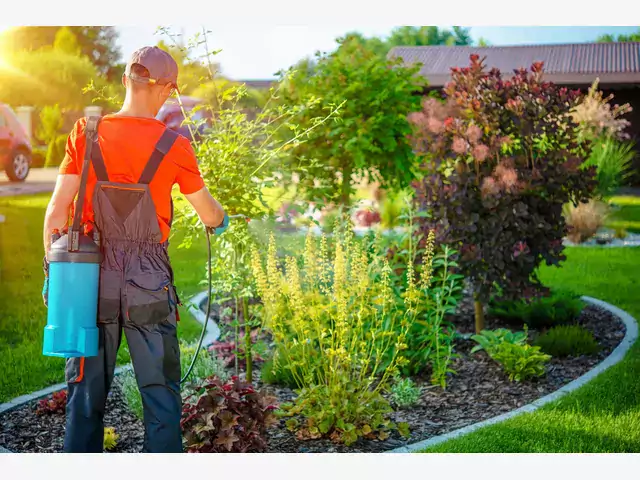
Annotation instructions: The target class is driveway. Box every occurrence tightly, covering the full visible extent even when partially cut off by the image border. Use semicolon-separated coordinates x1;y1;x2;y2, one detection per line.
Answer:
0;168;58;198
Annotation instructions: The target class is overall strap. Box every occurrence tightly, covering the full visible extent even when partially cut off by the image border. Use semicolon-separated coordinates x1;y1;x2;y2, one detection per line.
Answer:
138;128;179;184
69;116;101;251
90;129;109;182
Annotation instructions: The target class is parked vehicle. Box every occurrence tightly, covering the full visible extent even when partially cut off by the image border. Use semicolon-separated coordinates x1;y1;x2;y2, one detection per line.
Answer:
156;96;212;144
0;103;32;182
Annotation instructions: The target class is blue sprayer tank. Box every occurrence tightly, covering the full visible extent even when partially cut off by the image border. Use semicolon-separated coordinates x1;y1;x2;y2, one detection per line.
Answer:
43;230;102;358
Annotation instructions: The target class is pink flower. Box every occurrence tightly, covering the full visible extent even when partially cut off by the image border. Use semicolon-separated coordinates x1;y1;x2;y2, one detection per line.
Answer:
407;112;426;126
427;117;445;134
466;124;483;144
481;177;500;198
498;166;518;189
472;144;490;162
452;137;468;154
513;241;530;258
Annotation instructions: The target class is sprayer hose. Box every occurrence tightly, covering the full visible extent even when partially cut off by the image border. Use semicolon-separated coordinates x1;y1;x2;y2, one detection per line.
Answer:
179;225;213;384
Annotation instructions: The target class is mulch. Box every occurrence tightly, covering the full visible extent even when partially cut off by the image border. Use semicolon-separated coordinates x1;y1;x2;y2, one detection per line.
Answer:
0;304;625;453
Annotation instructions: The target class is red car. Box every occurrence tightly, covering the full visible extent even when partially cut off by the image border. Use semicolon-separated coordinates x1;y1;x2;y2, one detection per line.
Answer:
0;103;32;182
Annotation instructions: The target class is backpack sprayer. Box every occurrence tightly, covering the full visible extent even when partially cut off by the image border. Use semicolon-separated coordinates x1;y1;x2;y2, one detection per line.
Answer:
43;212;249;384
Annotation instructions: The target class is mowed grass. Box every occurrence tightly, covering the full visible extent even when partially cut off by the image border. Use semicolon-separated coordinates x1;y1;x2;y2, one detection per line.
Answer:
422;247;640;451
0;193;205;402
607;195;640;233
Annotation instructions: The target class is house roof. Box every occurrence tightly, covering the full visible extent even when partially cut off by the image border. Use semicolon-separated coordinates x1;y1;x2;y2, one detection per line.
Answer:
237;79;275;90
388;42;640;87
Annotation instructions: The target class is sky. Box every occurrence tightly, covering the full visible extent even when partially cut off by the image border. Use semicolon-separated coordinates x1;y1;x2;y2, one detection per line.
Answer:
117;26;640;81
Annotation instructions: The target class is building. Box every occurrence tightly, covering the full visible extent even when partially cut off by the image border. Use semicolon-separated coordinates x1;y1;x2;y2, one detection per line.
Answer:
388;42;640;142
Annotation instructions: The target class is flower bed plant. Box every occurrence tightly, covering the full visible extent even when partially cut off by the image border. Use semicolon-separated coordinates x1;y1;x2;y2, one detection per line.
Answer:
409;55;597;333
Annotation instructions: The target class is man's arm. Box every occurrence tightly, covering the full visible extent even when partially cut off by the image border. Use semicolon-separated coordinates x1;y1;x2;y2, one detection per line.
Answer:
43;174;81;254
184;186;226;228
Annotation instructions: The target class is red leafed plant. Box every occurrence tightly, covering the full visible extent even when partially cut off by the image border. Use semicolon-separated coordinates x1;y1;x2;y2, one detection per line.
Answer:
408;55;597;332
181;376;278;453
354;209;381;227
209;329;264;369
36;390;67;415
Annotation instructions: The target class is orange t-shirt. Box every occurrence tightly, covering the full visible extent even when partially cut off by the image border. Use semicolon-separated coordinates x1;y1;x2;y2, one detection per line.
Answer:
59;115;205;242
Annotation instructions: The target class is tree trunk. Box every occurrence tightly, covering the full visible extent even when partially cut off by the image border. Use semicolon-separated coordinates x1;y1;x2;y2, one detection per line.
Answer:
474;296;485;334
243;296;253;383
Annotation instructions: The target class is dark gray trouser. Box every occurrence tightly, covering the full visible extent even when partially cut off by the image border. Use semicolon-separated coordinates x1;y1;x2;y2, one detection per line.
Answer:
63;241;183;453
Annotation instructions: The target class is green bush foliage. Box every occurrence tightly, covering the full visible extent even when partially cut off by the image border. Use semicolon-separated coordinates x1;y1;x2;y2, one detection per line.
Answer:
277;34;424;206
470;328;528;355
0;49;100;109
390;377;422;408
534;325;600;357
490;292;585;329
491;342;551;382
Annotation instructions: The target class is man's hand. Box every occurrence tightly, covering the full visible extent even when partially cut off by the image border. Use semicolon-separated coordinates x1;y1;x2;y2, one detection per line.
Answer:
207;214;229;236
43;174;80;254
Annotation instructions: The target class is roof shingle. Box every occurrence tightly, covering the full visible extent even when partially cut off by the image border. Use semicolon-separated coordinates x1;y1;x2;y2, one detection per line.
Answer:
388;42;640;87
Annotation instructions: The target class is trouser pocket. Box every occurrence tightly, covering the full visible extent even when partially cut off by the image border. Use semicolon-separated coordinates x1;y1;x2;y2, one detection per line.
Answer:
125;272;172;326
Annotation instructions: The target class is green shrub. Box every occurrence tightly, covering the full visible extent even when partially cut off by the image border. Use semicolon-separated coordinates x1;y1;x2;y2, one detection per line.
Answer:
490;292;584;329
260;356;298;388
470;328;528;355
490;342;551;382
44;134;67;167
380;190;408;229
31;145;47;168
534;325;600;357
180;341;229;384
390;377;422;408
583;138;636;199
119;370;143;419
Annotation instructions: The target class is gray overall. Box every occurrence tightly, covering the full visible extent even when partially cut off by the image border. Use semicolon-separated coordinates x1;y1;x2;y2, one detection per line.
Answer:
63;118;183;453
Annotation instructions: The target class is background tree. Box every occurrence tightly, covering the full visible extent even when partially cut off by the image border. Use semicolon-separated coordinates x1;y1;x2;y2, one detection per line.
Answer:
278;35;425;206
597;28;640;43
53;27;81;56
0;26;121;79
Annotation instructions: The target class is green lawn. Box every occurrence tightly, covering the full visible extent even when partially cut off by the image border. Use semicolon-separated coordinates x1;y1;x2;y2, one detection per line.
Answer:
0;193;205;402
608;195;640;233
422;197;640;453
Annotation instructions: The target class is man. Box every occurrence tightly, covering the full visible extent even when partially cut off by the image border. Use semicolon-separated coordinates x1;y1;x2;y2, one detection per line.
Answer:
42;46;227;453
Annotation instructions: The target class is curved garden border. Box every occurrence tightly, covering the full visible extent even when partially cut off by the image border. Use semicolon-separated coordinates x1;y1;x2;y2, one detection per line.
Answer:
387;296;639;453
1;296;636;454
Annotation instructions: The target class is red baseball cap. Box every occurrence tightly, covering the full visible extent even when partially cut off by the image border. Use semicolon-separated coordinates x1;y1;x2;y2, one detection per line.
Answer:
125;46;179;91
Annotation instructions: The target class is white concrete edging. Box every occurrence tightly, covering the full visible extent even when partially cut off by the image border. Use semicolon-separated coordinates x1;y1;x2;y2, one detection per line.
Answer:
0;292;219;453
388;296;638;453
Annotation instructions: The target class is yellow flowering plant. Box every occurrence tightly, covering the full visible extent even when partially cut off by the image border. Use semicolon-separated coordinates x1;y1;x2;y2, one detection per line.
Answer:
251;222;412;445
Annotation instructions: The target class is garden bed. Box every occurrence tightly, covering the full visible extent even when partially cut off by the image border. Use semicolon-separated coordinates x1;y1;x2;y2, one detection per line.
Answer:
0;304;625;454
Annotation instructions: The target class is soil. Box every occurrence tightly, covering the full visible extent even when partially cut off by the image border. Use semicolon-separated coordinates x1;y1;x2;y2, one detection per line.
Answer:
0;304;626;453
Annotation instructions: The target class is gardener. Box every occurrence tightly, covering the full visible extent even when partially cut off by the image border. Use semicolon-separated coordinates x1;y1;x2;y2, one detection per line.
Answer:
42;46;227;453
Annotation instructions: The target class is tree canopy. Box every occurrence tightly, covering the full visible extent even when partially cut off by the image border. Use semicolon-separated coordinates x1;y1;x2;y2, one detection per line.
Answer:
597;28;640;43
277;35;425;206
0;26;121;79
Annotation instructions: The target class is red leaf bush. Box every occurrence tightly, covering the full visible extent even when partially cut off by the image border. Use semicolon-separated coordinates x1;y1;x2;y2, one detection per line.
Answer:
409;55;597;304
36;390;67;415
181;376;278;453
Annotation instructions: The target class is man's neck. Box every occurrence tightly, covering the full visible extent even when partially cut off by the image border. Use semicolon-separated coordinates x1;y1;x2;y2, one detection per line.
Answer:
116;98;157;119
